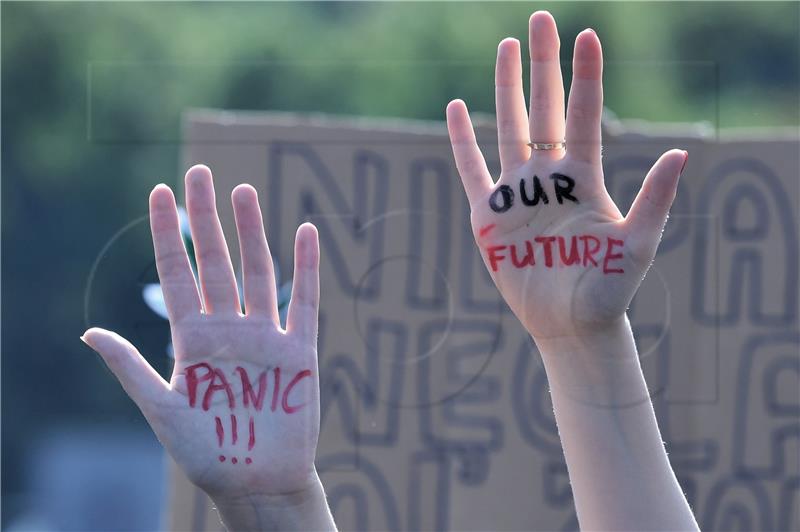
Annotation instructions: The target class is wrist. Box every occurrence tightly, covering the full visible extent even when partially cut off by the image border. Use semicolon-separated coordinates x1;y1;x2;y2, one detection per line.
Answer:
532;316;652;408
530;315;634;358
211;470;334;532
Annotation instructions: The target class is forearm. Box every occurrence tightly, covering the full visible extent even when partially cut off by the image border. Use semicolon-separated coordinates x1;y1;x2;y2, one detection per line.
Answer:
534;318;698;531
212;471;337;532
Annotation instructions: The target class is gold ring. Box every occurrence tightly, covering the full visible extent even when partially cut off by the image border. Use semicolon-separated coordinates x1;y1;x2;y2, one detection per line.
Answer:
527;141;566;150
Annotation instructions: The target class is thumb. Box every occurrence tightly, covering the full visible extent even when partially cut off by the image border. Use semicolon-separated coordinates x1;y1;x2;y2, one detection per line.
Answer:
81;327;170;412
624;149;688;262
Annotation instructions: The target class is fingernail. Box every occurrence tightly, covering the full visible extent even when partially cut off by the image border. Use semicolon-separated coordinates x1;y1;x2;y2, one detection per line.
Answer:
80;330;94;345
499;37;519;50
680;151;689;174
585;28;596;35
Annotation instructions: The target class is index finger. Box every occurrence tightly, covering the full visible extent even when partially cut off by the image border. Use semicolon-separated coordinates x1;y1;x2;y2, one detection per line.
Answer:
446;99;493;205
149;184;202;322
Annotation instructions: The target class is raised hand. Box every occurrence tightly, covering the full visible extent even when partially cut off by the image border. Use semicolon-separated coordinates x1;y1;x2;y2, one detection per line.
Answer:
82;166;333;529
447;12;687;341
446;12;698;531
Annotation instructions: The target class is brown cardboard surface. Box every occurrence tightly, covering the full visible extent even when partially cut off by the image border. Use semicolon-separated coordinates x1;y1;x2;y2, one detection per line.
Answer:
167;110;799;531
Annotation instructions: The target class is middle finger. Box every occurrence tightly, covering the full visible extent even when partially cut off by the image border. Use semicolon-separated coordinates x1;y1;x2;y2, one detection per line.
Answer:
185;165;241;315
528;11;566;160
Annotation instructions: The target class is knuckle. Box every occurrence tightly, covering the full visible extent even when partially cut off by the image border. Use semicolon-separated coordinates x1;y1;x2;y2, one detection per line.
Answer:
496;119;522;138
158;252;190;280
529;94;551;113
458;157;478;175
568;105;600;122
244;259;271;277
197;246;229;264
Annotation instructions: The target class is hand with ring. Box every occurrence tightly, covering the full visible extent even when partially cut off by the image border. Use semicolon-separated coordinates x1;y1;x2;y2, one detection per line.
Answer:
446;12;688;341
446;11;697;531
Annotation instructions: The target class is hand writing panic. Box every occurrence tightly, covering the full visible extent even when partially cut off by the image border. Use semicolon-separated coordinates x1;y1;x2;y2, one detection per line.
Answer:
82;165;322;501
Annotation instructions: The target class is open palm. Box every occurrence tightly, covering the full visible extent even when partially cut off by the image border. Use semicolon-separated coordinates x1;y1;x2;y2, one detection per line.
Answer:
83;165;321;502
446;12;687;339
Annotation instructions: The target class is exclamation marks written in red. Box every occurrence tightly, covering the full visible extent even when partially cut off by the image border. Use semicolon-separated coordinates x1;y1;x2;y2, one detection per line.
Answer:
215;417;224;447
216;414;254;465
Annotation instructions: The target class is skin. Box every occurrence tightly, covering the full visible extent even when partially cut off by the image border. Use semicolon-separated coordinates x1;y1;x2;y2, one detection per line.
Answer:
448;17;686;339
83;10;699;532
447;11;699;531
82;165;335;531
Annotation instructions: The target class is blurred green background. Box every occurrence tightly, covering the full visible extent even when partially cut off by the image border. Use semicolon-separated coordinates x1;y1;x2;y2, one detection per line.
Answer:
2;1;798;529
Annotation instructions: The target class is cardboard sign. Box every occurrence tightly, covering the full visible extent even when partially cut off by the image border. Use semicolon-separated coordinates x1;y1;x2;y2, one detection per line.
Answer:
166;110;799;531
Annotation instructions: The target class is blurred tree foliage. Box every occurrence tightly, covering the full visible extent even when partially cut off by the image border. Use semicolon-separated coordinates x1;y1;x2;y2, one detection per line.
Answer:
1;1;798;524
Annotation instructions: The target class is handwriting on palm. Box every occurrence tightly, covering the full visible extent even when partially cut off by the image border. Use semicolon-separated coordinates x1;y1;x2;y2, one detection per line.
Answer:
82;165;321;500
447;12;687;339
